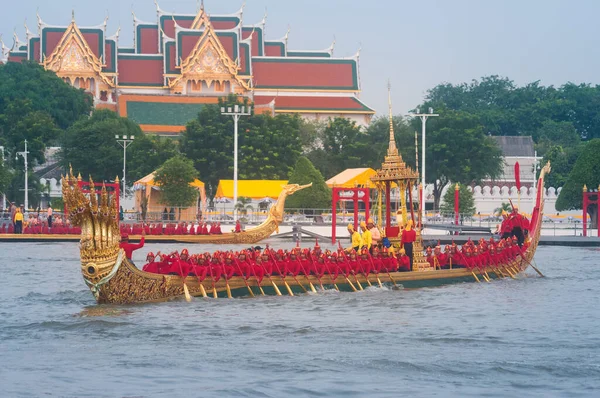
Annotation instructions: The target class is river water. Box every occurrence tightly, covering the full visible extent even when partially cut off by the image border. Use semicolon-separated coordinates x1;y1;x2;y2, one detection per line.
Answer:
0;241;599;397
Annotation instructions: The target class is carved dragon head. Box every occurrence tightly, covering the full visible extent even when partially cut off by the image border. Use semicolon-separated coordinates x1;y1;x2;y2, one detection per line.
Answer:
62;170;121;288
269;183;313;223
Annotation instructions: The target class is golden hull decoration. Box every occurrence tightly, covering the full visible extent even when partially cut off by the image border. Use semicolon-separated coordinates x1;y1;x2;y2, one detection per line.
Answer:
67;163;550;305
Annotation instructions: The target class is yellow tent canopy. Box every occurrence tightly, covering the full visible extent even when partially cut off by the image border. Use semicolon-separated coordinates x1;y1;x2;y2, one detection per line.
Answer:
134;172;205;189
215;180;288;200
326;168;376;188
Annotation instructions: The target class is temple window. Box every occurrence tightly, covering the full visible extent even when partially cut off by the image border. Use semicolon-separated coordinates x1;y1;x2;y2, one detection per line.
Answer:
100;91;108;102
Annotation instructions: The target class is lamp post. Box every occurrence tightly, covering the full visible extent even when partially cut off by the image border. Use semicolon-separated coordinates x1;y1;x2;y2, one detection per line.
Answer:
221;104;252;221
116;135;135;199
16;140;30;212
408;108;438;222
0;145;6;210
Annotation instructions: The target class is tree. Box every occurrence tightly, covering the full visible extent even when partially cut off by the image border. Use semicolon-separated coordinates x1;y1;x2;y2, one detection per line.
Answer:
556;139;600;228
542;144;584;188
181;95;301;195
235;196;253;218
0;61;92;131
440;184;476;217
285;157;331;210
0;162;12;197
154;155;199;221
494;202;512;216
298;119;326;153
127;135;180;183
410;110;503;209
62;109;143;183
535;121;580;156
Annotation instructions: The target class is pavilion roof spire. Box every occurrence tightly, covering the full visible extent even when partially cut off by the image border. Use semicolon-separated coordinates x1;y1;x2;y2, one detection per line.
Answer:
387;80;398;156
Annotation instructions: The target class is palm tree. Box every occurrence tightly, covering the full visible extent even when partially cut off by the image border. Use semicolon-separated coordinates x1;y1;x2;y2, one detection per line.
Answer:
494;202;512;217
235;196;254;216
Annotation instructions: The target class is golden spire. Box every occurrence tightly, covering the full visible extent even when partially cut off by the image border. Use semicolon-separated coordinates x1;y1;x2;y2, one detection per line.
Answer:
583;184;587;192
387;80;397;156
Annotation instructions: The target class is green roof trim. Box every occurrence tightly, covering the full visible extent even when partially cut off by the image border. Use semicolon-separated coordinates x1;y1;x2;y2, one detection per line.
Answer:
41;27;104;58
136;24;159;54
165;42;179;74
103;39;117;73
176;31;238;62
253;58;358;91
28;37;40;60
265;41;286;56
276;97;374;113
159;15;195;52
126;101;205;126
242;27;263;56
239;42;251;75
287;51;331;58
118;48;135;53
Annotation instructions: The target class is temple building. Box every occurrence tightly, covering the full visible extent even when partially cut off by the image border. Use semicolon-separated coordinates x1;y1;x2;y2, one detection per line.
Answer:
1;3;374;135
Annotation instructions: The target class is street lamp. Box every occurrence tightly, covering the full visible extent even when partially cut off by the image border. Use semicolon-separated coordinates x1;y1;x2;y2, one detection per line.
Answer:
116;134;135;198
16;140;30;212
221;104;252;221
407;108;438;223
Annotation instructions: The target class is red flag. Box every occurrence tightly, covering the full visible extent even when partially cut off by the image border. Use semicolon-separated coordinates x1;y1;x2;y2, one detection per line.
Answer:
514;162;521;191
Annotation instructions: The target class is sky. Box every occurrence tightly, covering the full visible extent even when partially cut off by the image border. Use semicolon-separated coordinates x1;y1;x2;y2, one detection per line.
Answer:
2;0;600;115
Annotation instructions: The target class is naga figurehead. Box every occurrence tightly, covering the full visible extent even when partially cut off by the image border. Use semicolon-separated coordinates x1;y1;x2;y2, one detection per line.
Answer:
269;183;312;223
62;170;121;296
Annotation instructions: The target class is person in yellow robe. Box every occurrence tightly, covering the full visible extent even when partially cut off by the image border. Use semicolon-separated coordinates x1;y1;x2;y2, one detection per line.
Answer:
360;220;372;252
347;224;362;252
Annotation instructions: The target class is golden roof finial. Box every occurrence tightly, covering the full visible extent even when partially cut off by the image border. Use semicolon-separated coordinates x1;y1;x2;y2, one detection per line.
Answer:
455;183;460;191
387;80;397;156
115;175;120;183
583;184;587;192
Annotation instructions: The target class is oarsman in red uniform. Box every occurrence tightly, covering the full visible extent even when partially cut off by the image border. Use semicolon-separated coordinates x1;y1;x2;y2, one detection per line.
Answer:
120;229;146;262
397;249;411;272
401;220;417;269
359;247;372;276
425;246;434;268
142;252;157;273
435;244;448;269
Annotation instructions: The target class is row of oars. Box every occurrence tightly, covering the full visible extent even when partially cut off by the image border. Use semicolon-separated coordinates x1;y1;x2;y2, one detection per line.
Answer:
460;252;544;284
178;242;400;301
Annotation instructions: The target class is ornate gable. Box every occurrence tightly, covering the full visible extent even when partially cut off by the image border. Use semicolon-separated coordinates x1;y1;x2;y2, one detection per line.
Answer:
43;19;114;90
168;9;249;94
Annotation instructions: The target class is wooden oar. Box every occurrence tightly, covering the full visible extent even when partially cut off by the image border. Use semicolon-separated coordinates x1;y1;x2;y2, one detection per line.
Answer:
192;266;208;298
337;246;364;290
307;255;327;291
176;258;192;302
266;247;294;296
233;258;255;298
255;261;282;296
297;260;318;293
207;262;218;298
520;255;544;277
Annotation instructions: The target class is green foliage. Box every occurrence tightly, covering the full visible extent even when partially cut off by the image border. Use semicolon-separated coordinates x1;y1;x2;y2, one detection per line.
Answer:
0;62;91;205
418;76;600;142
494;202;512;216
542;144;584;188
61;109;142;183
285;156;331;210
556;139;600;212
0;162;12;195
181;95;301;195
127;135;180;183
535;121;580;156
410;110;503;208
154;155;199;220
309;118;369;178
298;119;326;153
235;196;253;215
440;184;476;216
0;61;92;131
